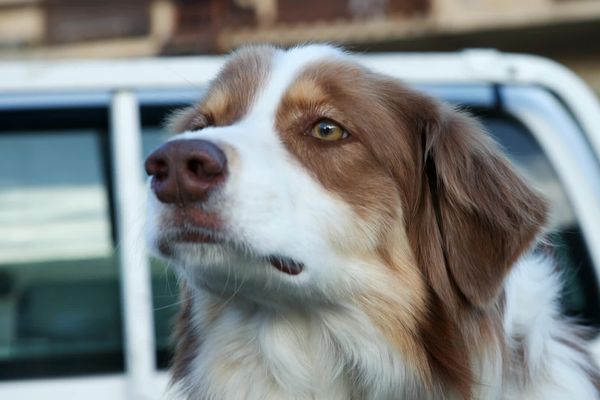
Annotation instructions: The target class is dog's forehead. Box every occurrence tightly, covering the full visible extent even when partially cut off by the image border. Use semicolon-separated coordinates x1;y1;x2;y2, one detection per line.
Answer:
205;45;347;124
199;45;275;126
246;45;348;119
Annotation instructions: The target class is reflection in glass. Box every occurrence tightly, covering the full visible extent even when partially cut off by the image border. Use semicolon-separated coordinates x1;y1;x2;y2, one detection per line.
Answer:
0;130;123;379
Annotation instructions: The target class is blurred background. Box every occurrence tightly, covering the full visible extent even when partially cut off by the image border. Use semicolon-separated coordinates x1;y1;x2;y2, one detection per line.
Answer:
1;1;600;399
0;0;599;93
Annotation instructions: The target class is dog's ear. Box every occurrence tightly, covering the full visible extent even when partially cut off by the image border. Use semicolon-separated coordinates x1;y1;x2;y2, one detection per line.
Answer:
406;104;548;308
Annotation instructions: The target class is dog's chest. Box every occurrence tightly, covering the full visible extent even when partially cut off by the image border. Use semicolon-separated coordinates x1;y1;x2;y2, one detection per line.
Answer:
180;299;441;400
184;305;354;400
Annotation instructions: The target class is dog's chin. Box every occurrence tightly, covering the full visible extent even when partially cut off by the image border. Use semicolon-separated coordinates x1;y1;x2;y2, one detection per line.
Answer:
154;240;314;305
151;231;306;283
149;205;303;278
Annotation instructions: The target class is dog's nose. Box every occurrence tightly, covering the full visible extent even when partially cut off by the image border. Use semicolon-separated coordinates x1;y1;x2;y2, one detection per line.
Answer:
145;139;227;204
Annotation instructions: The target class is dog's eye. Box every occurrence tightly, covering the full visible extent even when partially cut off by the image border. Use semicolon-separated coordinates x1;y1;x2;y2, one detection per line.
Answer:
310;120;349;141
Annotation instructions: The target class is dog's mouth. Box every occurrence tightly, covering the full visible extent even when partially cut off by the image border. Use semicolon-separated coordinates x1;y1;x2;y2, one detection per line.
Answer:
157;208;223;249
157;209;304;275
169;207;222;231
156;229;221;256
157;207;224;257
171;231;219;244
267;256;304;275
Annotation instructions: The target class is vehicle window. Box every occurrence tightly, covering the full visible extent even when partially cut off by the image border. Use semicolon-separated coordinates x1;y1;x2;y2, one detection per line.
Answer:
0;109;124;379
477;111;599;326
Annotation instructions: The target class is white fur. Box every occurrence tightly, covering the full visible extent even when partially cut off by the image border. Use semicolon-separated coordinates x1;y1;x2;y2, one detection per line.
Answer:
503;256;599;399
159;256;599;400
147;45;599;399
181;295;420;400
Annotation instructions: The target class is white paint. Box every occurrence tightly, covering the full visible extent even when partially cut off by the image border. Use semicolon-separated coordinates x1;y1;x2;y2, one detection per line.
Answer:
0;372;173;400
0;375;128;400
111;91;157;400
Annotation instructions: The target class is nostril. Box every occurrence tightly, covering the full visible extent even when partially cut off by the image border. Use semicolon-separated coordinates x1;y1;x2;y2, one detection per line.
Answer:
186;157;221;179
151;159;169;180
185;143;226;180
145;152;170;180
186;158;203;178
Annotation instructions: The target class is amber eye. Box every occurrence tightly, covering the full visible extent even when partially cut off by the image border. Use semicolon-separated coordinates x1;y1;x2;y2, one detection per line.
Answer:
310;120;349;141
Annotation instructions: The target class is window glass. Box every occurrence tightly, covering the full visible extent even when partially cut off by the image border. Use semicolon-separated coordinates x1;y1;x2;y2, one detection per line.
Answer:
0;124;123;379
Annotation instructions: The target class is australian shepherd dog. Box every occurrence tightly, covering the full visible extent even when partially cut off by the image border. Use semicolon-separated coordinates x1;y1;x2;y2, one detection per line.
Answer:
145;45;600;399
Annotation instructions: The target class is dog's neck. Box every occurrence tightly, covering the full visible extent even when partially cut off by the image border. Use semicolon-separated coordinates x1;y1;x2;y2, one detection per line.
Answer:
173;289;438;400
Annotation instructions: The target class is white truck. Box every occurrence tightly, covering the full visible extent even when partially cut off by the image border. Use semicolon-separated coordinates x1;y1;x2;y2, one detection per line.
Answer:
0;51;599;399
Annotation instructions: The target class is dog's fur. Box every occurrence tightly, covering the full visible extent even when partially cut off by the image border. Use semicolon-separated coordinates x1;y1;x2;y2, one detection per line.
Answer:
146;44;600;399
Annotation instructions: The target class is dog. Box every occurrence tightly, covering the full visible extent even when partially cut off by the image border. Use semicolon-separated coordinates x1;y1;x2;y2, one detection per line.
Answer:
145;44;600;399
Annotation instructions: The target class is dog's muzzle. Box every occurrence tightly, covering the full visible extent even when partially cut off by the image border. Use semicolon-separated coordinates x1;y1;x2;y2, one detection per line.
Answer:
145;138;305;275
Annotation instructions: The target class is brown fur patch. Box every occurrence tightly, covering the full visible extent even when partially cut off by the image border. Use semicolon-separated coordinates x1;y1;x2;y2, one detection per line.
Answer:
275;60;476;397
275;63;408;241
168;45;276;133
171;284;199;382
275;59;547;398
417;109;548;308
356;229;432;384
171;286;224;384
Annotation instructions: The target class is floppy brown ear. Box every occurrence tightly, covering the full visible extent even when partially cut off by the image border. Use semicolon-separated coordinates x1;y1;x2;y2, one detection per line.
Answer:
407;105;548;308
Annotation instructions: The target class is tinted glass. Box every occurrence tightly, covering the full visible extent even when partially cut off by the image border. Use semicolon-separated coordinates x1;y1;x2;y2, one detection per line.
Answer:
0;109;124;379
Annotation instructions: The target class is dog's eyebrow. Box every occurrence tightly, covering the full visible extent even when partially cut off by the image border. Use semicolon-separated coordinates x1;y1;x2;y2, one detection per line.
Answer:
200;45;276;127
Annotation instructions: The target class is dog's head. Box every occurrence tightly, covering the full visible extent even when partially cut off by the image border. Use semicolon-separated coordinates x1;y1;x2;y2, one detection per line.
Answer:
146;44;548;394
145;43;546;320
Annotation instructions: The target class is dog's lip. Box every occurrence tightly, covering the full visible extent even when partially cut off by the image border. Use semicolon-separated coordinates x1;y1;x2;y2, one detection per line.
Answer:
159;208;304;275
156;229;223;256
168;207;223;231
157;208;225;251
170;231;220;244
268;256;304;276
